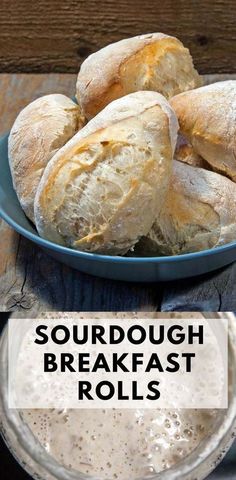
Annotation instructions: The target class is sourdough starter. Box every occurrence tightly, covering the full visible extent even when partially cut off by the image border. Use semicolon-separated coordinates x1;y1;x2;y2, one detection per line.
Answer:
21;407;218;479
21;312;220;479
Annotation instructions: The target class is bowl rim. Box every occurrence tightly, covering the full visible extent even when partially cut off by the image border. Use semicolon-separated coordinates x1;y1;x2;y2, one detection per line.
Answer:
1;131;236;265
2;205;236;265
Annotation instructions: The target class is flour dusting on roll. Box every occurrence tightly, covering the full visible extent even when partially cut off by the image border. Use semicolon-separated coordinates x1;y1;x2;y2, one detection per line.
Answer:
136;160;236;256
34;91;178;255
76;33;202;119
171;80;236;181
8;94;84;222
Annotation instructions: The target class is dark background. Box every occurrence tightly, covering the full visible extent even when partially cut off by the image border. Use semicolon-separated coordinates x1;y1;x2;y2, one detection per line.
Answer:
0;0;236;74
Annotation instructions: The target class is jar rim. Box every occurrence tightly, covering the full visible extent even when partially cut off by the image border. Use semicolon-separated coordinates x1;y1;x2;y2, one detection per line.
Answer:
1;313;236;480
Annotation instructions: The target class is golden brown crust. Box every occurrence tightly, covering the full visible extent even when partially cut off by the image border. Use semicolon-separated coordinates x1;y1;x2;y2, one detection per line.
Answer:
8;94;84;222
34;91;178;255
175;135;211;170
170;81;236;182
76;33;202;119
137;160;236;256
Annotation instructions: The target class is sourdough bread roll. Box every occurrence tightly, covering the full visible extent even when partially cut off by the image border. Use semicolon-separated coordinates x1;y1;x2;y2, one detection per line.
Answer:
76;33;202;119
136;160;236;256
170;81;236;181
175;135;210;169
34;91;178;255
8;94;84;222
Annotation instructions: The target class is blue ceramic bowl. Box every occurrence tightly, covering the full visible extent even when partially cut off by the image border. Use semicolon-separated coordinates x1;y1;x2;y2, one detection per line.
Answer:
1;133;236;282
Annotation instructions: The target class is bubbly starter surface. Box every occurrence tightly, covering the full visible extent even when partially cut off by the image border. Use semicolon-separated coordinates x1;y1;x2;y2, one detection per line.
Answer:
22;407;218;479
21;312;220;479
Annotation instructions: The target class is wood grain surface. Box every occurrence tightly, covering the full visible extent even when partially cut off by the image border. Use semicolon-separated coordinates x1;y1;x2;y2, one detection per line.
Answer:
0;0;236;74
1;73;236;313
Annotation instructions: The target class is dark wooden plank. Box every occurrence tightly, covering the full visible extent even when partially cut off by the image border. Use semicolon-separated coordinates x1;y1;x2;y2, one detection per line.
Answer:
161;263;236;312
0;231;161;312
0;73;161;312
0;0;236;74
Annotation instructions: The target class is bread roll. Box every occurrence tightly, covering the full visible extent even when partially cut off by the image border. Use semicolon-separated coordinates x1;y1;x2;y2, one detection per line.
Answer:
76;33;202;119
34;91;178;255
136;160;236;256
9;94;83;222
170;81;236;181
175;135;210;169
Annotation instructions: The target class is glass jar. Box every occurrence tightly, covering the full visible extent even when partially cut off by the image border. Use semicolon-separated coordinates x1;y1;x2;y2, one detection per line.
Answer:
0;313;236;480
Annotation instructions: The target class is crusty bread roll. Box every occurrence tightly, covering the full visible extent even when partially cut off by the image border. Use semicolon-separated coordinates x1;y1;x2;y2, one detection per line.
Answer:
8;94;84;222
34;91;178;255
135;160;236;256
76;33;202;119
170;81;236;181
175;135;210;169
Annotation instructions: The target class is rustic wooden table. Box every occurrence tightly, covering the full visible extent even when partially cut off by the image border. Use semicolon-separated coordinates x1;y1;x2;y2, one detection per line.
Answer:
1;0;236;75
1;73;236;313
